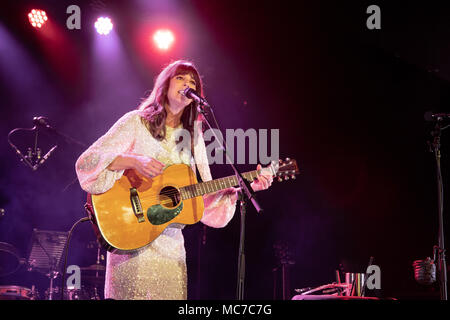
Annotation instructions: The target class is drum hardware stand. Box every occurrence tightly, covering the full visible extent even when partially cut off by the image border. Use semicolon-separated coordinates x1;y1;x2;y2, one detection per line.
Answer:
47;258;60;300
194;96;263;301
427;118;448;300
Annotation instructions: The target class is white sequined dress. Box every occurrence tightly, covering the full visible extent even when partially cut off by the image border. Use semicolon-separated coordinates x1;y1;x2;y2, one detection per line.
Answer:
75;110;237;299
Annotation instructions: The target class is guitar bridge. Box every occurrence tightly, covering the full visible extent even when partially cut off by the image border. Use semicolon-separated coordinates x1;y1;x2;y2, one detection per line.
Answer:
130;187;145;223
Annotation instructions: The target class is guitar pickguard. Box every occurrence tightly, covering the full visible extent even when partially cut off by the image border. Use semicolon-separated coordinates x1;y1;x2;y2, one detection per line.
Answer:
147;202;184;225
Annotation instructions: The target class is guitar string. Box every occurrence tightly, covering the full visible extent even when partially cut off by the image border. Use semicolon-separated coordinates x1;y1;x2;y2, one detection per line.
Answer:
130;171;263;203
122;166;288;203
134;173;272;207
136;179;248;202
106;168;289;210
125;168;294;204
136;178;276;204
136;172;254;207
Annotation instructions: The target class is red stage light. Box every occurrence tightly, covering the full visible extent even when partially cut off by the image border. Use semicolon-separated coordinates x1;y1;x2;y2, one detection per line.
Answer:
153;29;175;50
28;9;48;28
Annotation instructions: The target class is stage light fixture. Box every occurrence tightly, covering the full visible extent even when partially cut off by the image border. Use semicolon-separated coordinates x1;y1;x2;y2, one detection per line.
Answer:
94;17;113;35
153;29;175;50
28;9;48;28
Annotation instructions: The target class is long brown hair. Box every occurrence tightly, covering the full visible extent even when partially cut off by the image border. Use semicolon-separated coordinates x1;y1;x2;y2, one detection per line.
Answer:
138;60;204;143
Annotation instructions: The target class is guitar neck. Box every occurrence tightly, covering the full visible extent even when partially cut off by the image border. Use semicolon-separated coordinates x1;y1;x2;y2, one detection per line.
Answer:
179;170;259;199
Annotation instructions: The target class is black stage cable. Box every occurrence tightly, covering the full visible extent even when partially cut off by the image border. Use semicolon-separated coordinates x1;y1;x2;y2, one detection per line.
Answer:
60;216;91;300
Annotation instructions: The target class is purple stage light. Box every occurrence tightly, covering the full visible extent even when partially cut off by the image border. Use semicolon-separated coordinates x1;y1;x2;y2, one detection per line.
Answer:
94;17;113;35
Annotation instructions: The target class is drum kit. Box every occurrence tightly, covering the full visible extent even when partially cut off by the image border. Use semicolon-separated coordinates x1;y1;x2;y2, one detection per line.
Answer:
0;235;106;300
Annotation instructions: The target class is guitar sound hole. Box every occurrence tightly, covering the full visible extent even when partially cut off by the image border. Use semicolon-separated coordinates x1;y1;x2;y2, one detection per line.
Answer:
159;186;181;208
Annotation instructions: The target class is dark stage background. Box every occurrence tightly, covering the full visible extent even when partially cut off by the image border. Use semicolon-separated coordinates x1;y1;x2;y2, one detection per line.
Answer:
0;0;449;300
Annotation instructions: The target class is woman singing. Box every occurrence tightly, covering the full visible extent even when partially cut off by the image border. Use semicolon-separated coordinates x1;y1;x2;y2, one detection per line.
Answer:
75;60;273;300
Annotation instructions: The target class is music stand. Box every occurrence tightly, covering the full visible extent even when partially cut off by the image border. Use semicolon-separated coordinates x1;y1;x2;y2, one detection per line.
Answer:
27;229;69;300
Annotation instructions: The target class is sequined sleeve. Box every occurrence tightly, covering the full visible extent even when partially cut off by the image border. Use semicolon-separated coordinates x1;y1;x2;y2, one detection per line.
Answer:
193;123;238;228
201;187;238;228
75;111;139;194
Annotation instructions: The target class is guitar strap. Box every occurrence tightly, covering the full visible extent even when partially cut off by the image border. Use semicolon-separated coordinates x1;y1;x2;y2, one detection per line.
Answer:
84;195;115;252
195;165;204;184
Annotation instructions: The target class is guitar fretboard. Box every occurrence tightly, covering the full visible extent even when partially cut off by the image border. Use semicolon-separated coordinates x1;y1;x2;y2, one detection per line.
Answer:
179;170;260;199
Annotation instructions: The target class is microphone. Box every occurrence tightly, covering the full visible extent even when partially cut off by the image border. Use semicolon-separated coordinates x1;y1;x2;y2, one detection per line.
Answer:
424;111;450;121
179;88;210;108
35;145;58;170
33;116;53;129
413;257;436;285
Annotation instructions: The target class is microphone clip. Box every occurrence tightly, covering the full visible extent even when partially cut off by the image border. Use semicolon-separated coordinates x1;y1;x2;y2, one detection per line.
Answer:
179;88;211;115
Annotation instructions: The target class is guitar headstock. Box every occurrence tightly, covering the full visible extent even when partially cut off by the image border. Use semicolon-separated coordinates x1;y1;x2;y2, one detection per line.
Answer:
270;158;300;182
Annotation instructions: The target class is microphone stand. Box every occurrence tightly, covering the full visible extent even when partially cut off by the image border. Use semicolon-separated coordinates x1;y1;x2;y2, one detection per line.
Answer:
428;119;448;300
8;118;87;171
8;125;47;171
194;100;263;301
40;120;87;149
236;191;247;301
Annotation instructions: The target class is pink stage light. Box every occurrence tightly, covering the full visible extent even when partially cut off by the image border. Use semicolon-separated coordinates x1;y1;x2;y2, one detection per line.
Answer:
28;9;48;29
153;29;175;50
95;17;113;35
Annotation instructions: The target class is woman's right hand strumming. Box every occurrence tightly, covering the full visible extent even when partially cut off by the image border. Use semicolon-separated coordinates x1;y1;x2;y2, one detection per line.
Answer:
107;153;165;178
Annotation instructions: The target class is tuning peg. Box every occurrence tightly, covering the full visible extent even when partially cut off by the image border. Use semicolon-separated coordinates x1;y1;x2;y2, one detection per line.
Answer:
284;176;289;181
277;176;283;182
290;175;296;180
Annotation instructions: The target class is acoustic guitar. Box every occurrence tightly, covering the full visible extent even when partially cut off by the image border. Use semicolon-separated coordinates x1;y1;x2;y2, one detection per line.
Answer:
85;158;299;252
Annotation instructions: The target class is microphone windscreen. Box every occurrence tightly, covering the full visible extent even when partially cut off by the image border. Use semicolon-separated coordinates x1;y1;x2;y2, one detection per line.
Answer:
413;258;436;285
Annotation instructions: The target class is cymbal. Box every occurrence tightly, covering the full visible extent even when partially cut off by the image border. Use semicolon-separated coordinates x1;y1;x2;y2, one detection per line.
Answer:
0;242;23;277
80;264;105;271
